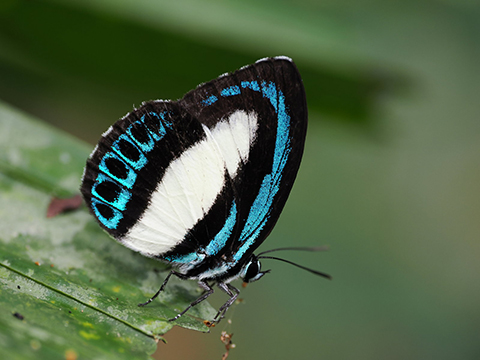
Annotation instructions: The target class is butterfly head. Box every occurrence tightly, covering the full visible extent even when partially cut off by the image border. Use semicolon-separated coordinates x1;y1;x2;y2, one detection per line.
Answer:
240;246;332;284
241;255;270;283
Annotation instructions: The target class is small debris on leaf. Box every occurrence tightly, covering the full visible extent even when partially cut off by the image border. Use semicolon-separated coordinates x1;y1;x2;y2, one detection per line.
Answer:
220;331;235;360
46;194;82;218
13;312;24;320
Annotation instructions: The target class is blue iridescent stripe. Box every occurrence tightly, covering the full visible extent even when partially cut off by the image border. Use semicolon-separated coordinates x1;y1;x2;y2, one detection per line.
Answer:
241;80;260;92
221;85;241;97
90;198;124;229
164;252;204;264
91;173;132;210
165;201;237;264
111;134;148;170
92;111;172;229
98;153;137;189
126;124;156;153
142;112;170;140
202;95;218;106
200;79;292;265
205;201;237;256
234;82;291;261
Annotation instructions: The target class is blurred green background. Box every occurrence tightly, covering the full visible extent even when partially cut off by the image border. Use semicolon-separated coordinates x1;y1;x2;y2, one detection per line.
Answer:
1;0;479;359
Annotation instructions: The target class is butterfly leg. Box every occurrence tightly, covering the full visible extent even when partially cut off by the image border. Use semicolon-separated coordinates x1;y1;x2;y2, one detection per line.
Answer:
138;270;185;307
213;283;240;323
169;281;214;322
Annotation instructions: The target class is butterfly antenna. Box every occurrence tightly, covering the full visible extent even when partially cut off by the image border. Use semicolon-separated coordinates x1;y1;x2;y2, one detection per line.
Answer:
257;245;329;256
257;245;332;280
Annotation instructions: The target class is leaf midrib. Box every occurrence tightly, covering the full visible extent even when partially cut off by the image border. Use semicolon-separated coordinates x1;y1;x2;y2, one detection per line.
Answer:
0;261;165;341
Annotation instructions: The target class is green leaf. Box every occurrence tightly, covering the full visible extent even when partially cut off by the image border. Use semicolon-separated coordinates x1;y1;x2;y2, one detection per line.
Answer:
0;101;215;359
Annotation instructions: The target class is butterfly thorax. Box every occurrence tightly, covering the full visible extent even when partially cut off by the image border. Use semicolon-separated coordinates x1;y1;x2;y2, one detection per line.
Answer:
158;246;245;282
164;251;268;285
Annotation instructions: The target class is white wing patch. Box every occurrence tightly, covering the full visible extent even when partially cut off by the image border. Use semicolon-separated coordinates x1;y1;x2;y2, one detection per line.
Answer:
207;110;258;177
123;110;258;256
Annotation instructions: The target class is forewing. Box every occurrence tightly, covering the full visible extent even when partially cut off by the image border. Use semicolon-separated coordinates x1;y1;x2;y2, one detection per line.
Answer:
178;57;308;271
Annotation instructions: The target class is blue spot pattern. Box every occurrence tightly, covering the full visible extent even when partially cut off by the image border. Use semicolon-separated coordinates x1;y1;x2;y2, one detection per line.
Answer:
91;111;173;229
202;95;218;106
197;80;291;266
220;85;241;97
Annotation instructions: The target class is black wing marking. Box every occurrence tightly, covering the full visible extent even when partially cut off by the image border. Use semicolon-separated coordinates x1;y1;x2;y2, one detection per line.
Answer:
176;57;307;277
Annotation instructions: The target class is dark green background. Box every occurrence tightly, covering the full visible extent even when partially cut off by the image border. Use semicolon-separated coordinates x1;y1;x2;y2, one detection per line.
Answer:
1;0;479;359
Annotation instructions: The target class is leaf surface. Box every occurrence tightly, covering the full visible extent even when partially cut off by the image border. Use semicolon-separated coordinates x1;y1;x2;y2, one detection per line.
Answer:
0;102;215;359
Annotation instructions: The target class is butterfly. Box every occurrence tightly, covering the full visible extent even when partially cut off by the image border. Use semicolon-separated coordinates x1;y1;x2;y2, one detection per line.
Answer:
81;56;330;325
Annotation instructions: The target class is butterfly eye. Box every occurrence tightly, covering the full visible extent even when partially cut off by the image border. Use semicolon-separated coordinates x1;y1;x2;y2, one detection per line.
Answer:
243;260;269;283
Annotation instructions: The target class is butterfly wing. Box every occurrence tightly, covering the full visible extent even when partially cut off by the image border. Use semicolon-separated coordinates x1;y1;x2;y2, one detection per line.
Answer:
175;57;308;278
81;99;226;252
81;57;307;280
